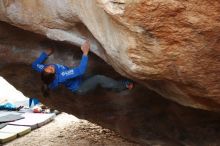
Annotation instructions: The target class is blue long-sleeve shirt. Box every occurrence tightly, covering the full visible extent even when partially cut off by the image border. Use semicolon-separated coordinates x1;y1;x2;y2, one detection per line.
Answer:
32;52;88;92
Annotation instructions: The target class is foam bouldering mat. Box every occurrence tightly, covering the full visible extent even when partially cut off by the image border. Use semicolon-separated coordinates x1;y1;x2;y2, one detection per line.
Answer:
9;113;56;129
24;113;56;127
9;118;38;130
0;114;24;123
17;108;33;113
0;125;31;136
0;123;7;129
0;132;17;144
0;112;22;128
0;111;22;117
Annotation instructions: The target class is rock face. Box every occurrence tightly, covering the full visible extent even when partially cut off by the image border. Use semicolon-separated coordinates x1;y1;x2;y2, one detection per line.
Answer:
0;0;220;144
0;0;219;110
1;16;220;146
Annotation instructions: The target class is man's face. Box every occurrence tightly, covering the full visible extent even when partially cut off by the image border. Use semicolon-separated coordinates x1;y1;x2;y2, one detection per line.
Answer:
44;65;55;73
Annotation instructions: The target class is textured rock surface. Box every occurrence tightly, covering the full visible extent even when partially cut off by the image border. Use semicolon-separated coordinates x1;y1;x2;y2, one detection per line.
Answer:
0;0;219;110
2;22;220;145
0;0;220;145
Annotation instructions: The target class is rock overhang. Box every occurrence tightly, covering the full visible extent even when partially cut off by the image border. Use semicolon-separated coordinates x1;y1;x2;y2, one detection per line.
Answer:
0;0;219;110
1;20;220;145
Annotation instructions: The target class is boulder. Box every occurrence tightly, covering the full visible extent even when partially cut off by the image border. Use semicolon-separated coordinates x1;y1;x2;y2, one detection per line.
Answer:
1;20;220;146
0;0;219;110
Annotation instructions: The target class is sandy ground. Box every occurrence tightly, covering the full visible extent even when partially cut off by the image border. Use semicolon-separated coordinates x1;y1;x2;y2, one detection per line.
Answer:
5;113;139;146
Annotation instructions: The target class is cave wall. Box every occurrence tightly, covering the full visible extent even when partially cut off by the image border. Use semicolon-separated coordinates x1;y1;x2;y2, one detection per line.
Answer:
0;0;220;144
0;0;219;110
1;21;220;146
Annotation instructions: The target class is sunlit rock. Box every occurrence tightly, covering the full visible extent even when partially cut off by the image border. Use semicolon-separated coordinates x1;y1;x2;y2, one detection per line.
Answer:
0;0;219;110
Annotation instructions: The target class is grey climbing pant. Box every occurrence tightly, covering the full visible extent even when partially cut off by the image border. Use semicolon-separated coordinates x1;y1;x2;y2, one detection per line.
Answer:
76;75;126;95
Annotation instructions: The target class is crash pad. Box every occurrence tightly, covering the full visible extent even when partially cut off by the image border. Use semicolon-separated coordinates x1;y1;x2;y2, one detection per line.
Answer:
0;132;17;144
0;123;7;129
9;119;37;129
0;112;22;128
0;114;24;123
9;113;55;129
0;125;31;137
0;111;22;117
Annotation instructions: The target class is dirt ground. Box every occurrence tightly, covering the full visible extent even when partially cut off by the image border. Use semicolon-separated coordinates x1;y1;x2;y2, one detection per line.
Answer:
5;113;139;146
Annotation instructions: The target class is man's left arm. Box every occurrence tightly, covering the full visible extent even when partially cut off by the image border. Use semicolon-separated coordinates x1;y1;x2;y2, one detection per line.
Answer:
32;48;54;73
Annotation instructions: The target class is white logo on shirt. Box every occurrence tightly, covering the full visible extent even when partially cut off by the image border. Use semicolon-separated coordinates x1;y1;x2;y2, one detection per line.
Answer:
37;64;44;69
61;70;74;76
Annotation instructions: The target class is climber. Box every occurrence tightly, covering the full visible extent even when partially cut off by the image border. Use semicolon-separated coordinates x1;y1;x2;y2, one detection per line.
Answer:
32;40;134;97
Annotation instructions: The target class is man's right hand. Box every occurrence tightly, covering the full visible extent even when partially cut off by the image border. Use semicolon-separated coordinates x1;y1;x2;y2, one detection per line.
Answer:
45;48;54;56
81;40;90;56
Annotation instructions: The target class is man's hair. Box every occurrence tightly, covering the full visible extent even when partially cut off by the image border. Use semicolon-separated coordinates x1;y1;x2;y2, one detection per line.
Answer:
41;71;55;97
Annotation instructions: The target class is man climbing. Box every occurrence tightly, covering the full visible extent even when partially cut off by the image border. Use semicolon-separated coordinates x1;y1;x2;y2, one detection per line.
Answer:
32;40;134;97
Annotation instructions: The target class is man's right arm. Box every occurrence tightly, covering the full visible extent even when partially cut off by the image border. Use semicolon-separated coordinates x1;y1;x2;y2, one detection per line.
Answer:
58;40;90;82
32;52;48;72
58;55;88;82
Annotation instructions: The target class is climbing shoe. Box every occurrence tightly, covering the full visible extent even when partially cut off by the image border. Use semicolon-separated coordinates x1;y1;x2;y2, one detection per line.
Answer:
122;80;134;90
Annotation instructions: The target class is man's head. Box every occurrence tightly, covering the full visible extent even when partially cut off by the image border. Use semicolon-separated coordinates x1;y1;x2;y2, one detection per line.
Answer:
44;65;55;74
41;66;55;97
41;66;55;85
